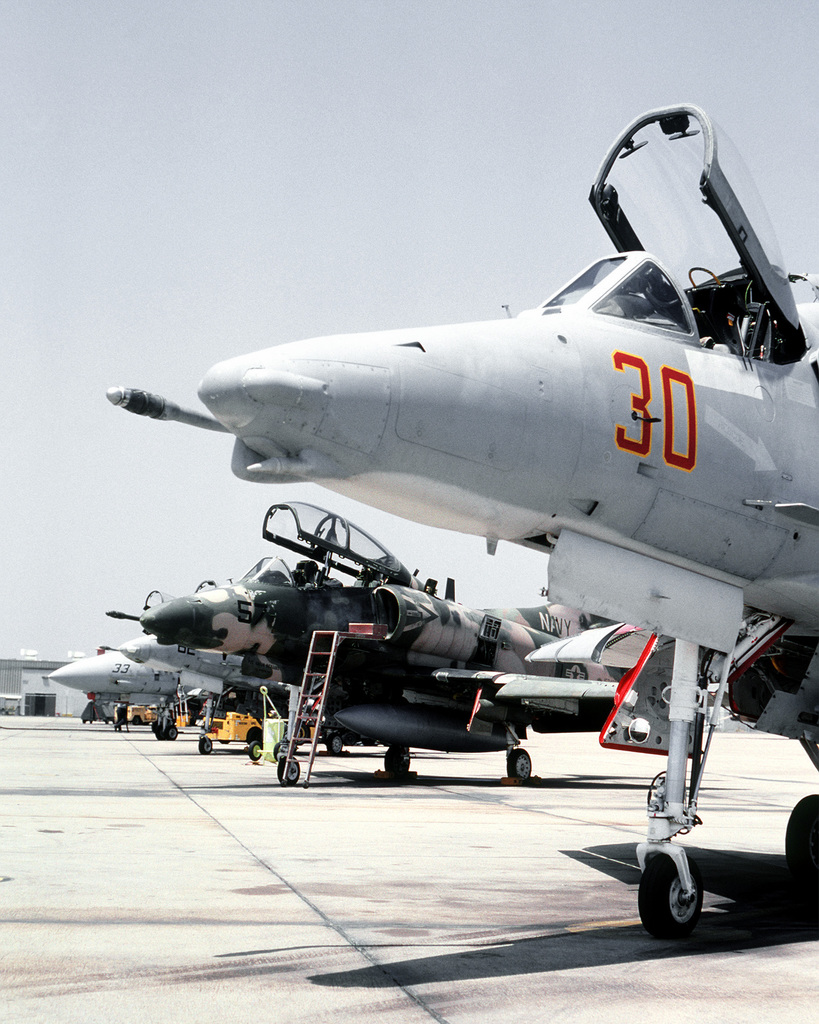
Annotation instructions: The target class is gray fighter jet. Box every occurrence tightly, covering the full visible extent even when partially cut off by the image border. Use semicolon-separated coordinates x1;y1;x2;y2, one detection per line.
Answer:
51;638;284;744
109;105;818;937
50;647;181;727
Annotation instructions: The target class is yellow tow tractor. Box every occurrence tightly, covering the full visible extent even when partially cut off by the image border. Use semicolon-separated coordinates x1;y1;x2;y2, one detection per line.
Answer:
198;709;264;757
127;704;158;726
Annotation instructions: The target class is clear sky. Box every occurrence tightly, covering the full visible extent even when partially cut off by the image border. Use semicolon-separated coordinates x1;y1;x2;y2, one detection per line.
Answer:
2;0;817;660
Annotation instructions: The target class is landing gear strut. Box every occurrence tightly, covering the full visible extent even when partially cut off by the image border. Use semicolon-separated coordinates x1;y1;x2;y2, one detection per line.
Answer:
636;640;707;938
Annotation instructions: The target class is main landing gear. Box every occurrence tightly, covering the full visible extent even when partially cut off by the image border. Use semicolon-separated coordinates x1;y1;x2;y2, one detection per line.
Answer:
384;744;411;775
786;793;819;887
784;739;818;892
506;747;532;781
152;708;178;741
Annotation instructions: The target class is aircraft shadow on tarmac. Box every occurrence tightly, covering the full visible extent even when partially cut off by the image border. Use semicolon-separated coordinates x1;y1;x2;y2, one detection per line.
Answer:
308;844;817;989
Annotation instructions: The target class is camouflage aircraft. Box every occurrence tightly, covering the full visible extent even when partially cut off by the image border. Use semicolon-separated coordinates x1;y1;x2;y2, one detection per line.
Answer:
107;105;819;937
138;501;632;779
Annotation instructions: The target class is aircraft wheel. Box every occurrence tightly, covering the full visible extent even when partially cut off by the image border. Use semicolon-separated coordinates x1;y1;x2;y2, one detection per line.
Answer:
154;722;167;741
325;733;344;755
273;742;282;759
166;725;178;741
384;745;411;774
638;853;703;939
507;747;532;780
785;794;819;887
198;736;213;755
277;757;300;787
247;730;263;762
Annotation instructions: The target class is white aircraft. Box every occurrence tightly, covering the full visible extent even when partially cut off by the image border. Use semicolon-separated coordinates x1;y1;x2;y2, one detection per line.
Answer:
50;639;278;742
108;104;818;937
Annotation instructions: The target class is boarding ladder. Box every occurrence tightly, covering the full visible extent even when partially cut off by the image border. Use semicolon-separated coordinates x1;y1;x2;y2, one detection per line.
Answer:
279;624;386;788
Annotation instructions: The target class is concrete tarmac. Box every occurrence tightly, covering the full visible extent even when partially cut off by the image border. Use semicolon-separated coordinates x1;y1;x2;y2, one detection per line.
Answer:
0;719;815;1024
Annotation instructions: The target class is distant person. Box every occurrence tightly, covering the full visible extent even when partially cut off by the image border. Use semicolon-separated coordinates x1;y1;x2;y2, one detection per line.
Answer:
114;703;129;732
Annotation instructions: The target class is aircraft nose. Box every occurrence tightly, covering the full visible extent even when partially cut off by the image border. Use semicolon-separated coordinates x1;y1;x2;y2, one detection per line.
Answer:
198;352;330;434
140;599;220;649
118;640;151;663
49;661;94;686
197;354;260;430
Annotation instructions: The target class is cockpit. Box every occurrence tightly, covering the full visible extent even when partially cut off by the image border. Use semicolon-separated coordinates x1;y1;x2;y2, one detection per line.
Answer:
261;501;414;587
587;104;806;363
526;106;808;363
536;254;696;337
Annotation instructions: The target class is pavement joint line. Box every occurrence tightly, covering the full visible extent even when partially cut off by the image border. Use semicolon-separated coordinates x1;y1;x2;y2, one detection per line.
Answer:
433;782;650;840
136;747;453;1024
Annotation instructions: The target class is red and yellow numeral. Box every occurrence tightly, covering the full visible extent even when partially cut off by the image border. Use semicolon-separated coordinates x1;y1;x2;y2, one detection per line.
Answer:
660;365;697;472
612;351;653;457
612;351;697;472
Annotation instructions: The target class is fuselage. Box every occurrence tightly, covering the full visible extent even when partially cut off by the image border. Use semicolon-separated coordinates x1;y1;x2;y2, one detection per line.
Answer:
49;648;180;699
140;576;607;679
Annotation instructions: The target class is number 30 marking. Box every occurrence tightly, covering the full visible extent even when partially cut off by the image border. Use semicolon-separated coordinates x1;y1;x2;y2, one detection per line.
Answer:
612;351;697;472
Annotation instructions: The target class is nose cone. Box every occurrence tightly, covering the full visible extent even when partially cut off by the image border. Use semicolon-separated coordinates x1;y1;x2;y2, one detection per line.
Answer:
198;354;261;431
199;350;331;437
118;639;153;663
199;339;392;469
49;659;103;689
140;598;223;649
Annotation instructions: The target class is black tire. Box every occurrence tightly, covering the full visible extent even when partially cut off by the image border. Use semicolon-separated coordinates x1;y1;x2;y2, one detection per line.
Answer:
785;794;819;887
638;853;703;939
132;716;142;726
154;722;166;741
273;741;282;759
325;733;344;755
166;724;178;741
198;736;213;755
507;747;532;780
384;745;411;774
247;734;263;762
277;757;300;787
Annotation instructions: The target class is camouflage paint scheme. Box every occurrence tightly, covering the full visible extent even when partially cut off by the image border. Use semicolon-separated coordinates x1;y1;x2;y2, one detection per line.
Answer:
140;550;617;739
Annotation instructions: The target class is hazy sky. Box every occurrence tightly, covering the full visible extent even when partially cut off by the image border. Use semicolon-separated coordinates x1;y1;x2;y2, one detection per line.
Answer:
3;1;817;660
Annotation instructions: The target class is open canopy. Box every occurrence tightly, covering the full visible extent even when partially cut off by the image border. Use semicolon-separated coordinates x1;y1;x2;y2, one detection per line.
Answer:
589;104;804;361
261;502;412;585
